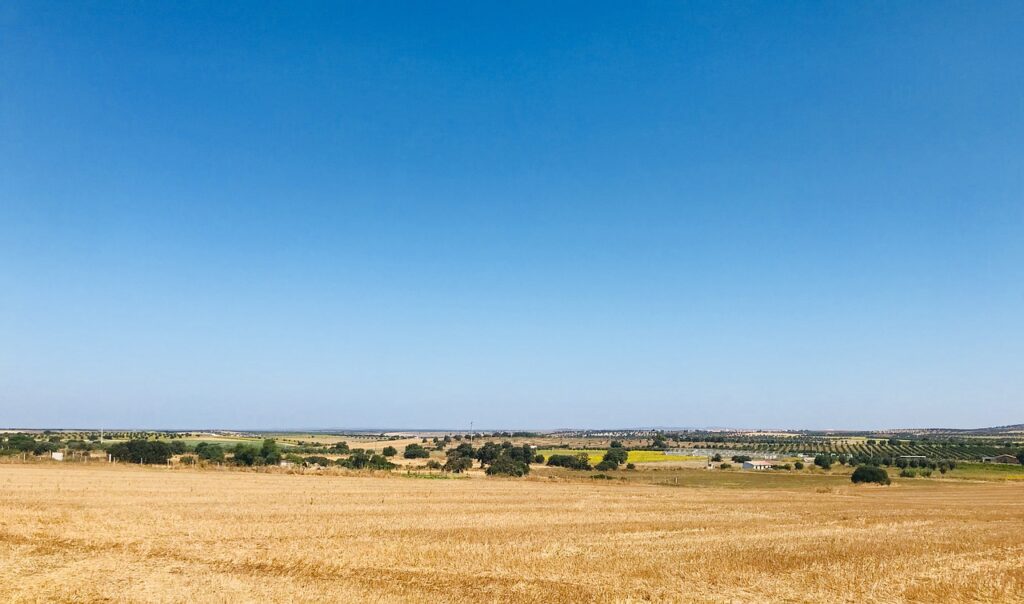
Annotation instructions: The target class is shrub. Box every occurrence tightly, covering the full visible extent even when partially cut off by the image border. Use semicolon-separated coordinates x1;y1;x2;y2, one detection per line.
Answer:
794;461;804;470
594;460;618;471
851;465;890;485
603;447;628;466
899;468;916;478
814;454;832;469
382;446;398;457
719;463;732;469
367;454;396;470
260;439;281;465
404;444;430;459
626;463;636;470
194;442;225;461
232;444;261;466
485;455;529;477
178;455;197;465
425;460;442;470
443;455;473;473
731;455;752;463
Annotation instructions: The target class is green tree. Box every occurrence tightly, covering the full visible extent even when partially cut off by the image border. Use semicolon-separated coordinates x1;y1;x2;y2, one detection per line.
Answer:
382;446;398;457
485;455;529;477
851;466;890;485
403;443;430;459
260;439;282;465
108;440;172;464
195;442;225;461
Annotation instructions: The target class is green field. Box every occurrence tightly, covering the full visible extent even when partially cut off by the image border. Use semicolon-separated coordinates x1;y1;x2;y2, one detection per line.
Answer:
944;462;1024;480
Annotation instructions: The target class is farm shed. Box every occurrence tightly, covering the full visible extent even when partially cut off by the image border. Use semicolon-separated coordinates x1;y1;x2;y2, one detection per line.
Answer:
742;460;774;471
981;455;1020;465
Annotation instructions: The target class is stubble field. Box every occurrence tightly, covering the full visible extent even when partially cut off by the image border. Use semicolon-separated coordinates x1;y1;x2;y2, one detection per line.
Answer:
1;464;1023;603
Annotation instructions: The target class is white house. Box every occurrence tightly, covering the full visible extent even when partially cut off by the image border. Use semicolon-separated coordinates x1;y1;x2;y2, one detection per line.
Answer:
743;460;774;471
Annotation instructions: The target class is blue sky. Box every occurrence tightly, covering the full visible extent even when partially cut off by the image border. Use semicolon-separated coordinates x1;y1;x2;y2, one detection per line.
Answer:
2;2;1022;430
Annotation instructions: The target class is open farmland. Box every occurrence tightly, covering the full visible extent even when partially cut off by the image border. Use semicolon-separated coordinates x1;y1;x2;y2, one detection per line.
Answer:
2;465;1023;603
538;448;701;465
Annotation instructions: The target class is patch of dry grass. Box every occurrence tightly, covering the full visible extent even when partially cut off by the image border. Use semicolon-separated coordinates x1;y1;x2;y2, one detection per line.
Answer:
1;464;1022;603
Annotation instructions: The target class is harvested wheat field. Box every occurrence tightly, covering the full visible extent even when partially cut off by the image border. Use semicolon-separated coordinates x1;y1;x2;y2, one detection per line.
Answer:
2;465;1023;603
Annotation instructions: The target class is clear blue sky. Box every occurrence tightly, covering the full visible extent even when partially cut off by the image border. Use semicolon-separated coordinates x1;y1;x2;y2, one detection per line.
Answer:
2;2;1022;430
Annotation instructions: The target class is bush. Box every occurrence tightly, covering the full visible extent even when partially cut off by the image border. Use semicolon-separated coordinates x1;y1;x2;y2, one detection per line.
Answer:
719;463;732;469
794;461;804;470
382;446;398;457
731;455;752;463
626;463;636;470
603;447;628;466
194;442;225;461
232;444;261;466
404;444;430;459
813;454;832;469
485;455;529;477
425;460;442;469
899;468;916;478
594;459;618;471
851;465;890;485
367;454;396;470
443;454;473;473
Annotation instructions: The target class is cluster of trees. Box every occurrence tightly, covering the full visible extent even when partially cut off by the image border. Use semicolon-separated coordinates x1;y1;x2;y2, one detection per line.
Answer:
108;440;174;464
544;445;634;472
1;433;60;456
411;441;541;476
231;440;282;466
547;453;592;470
297;451;395;470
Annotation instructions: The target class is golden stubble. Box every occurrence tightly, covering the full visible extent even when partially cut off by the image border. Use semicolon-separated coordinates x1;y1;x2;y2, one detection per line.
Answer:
1;464;1022;603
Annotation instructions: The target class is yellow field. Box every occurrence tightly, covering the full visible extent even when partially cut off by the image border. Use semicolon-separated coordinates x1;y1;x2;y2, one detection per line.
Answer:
538;449;698;465
2;464;1023;603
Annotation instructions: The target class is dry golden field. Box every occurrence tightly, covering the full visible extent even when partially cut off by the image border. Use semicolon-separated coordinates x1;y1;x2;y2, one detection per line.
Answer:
2;464;1023;603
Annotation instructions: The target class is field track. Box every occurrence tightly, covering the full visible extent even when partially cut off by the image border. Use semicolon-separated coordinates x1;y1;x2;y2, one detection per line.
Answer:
2;464;1023;603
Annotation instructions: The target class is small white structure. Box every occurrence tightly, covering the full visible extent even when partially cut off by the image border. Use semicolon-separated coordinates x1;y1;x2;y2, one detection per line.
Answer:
279;460;296;468
50;451;64;461
743;460;774;471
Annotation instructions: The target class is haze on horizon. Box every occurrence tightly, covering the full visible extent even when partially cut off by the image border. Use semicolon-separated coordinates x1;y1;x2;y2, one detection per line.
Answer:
2;2;1022;431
